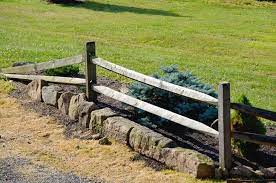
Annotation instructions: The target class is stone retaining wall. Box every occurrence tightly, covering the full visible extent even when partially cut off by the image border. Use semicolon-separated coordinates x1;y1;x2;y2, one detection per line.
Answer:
27;80;216;178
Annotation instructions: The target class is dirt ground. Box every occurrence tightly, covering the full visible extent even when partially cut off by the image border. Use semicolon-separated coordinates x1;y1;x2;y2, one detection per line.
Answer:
0;85;217;182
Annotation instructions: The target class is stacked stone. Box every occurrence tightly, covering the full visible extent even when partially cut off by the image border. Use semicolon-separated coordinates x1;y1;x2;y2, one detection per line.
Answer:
26;79;217;178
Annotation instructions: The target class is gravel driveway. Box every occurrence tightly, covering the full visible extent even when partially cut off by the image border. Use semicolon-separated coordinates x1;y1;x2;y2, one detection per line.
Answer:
0;156;105;183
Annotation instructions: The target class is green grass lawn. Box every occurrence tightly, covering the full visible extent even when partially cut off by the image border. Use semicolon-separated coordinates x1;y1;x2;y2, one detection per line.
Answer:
0;0;275;116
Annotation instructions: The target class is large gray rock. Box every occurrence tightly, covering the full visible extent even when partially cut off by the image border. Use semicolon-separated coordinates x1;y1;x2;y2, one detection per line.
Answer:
89;108;117;133
78;101;97;128
161;147;215;178
27;79;47;101
129;125;176;161
102;116;140;144
68;93;86;120
58;92;74;115
42;85;62;106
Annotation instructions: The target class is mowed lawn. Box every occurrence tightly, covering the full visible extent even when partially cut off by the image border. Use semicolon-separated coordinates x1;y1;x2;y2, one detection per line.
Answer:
0;0;275;113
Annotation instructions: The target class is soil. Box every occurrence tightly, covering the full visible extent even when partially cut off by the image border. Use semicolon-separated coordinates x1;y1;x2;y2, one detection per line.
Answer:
9;77;276;171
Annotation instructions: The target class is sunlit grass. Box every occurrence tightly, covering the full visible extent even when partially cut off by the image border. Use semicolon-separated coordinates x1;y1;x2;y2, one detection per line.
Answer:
205;0;276;7
0;0;275;114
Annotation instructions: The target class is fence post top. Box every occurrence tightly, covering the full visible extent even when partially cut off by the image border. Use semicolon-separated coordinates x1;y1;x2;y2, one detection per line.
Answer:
86;41;95;45
219;82;230;86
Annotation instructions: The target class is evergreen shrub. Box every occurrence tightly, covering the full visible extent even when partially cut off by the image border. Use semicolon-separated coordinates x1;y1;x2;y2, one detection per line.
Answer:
128;65;218;127
231;95;266;157
44;65;79;77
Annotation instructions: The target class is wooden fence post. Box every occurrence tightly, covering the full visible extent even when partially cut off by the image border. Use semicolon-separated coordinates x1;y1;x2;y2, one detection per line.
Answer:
218;82;232;175
85;41;97;102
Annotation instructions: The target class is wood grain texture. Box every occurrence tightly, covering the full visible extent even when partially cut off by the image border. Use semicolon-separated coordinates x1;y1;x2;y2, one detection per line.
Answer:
92;57;218;106
1;73;86;85
85;42;97;102
2;73;219;136
92;85;219;137
1;55;83;74
218;82;232;171
231;103;276;121
233;131;276;147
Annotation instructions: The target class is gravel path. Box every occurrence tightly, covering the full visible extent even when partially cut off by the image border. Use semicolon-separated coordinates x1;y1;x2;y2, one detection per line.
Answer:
0;156;105;183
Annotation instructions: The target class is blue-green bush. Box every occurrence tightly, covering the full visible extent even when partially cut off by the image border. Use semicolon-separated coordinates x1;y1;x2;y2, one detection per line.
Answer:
128;65;218;127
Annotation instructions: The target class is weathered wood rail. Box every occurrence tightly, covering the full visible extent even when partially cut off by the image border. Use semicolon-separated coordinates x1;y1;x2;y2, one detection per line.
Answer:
231;103;276;121
233;131;276;146
2;73;86;85
93;85;219;136
1;55;83;74
92;57;218;106
0;73;218;136
1;41;275;176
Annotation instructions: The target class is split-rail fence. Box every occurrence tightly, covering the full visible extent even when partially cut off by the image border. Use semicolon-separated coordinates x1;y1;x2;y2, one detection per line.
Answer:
1;41;275;175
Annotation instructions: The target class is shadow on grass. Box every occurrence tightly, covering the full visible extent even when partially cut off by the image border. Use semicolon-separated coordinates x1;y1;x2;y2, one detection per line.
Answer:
61;1;182;17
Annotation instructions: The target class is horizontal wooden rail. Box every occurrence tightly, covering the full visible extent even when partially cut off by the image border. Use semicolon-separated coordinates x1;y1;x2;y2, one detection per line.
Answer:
92;85;219;137
1;73;219;137
231;103;276;121
92;58;218;106
232;131;276;146
1;55;83;74
1;73;86;85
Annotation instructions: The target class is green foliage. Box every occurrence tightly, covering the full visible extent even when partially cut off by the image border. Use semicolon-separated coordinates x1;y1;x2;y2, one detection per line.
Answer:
206;0;276;7
128;65;218;127
0;0;275;115
231;95;266;157
0;75;8;81
0;77;14;94
44;65;79;77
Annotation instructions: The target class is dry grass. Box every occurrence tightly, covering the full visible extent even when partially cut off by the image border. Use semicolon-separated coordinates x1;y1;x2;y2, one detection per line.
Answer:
0;79;14;94
0;93;221;183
